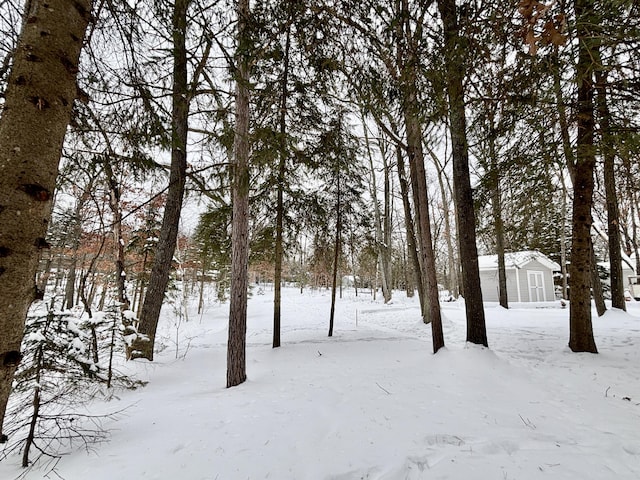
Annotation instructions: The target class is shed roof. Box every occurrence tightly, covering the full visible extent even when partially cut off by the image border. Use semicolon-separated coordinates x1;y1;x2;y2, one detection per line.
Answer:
478;251;561;271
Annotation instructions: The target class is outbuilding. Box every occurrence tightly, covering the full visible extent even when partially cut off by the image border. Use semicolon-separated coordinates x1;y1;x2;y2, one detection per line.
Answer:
478;251;560;303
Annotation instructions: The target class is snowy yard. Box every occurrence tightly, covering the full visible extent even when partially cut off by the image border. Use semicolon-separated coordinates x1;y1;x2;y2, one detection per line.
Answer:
2;286;640;479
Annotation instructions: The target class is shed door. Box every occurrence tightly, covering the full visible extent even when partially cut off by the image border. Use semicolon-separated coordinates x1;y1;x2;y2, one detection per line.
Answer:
528;271;545;302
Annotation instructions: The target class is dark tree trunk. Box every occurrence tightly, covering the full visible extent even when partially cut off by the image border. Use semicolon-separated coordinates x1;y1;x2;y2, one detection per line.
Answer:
596;70;625;310
493;191;508;310
135;0;190;361
273;23;291;349
437;0;487;346
404;110;444;351
0;0;92;441
329;175;341;337
396;1;442;349
394;0;441;340
590;237;606;317
381;150;393;303
487;119;508;309
569;0;598;353
227;0;251;387
396;147;424;306
64;259;77;310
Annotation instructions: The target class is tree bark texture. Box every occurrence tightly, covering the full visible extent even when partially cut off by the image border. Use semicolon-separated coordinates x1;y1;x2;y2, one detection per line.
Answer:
227;0;251;387
596;70;625;310
136;0;190;361
437;0;487;346
0;0;92;440
405;110;444;353
569;0;598;353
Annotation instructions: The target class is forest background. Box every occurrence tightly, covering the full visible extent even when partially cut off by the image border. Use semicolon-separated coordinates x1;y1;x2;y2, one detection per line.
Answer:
0;0;639;471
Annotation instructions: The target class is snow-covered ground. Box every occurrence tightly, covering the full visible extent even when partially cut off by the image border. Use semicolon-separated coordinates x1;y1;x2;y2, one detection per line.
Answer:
2;286;640;479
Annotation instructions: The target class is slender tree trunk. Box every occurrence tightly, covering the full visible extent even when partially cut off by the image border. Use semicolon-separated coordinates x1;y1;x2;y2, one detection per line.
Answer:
396;147;424;306
363;123;392;303
103;160;128;310
396;1;442;346
558;172;570;300
596;69;625;310
23;339;44;468
136;0;190;361
438;0;487;346
198;257;206;315
64;192;88;309
0;0;92;441
404;109;444;351
329;175;341;337
227;0;251;387
590;237;606;316
632;197;640;276
273;23;291;349
65;259;77;310
569;0;598;353
489;133;508;309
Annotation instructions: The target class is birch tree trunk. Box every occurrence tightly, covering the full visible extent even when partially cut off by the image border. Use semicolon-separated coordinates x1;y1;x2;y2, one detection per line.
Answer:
0;0;92;441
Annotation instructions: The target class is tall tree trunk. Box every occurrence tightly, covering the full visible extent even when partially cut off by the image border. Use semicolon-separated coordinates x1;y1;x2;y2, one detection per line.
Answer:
0;0;92;441
569;0;598;353
553;49;602;310
558;171;570;300
273;23;291;349
487;114;508;309
596;69;625;310
227;0;251;387
328;175;341;337
136;0;190;361
363;123;392;303
102;157;129;310
437;0;487;346
396;147;424;305
382;147;393;302
396;0;443;351
404;110;444;352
